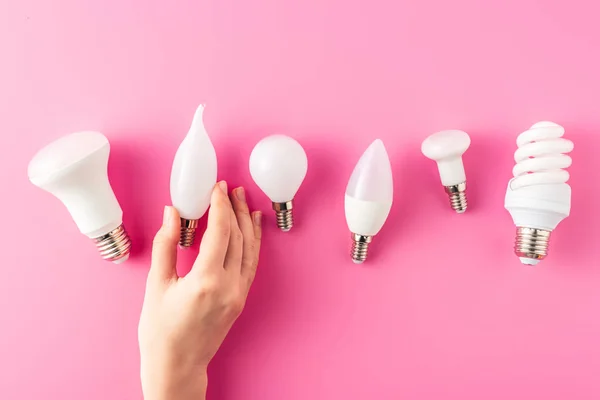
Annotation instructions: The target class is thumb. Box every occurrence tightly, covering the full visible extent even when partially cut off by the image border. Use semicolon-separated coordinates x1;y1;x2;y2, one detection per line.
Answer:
149;206;180;284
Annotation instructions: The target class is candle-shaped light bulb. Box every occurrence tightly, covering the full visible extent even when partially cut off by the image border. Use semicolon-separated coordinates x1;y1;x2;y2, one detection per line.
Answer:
170;104;218;247
345;139;394;263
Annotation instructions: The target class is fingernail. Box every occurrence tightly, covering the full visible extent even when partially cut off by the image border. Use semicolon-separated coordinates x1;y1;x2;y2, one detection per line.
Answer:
218;181;228;194
163;206;173;227
236;187;246;202
254;212;262;226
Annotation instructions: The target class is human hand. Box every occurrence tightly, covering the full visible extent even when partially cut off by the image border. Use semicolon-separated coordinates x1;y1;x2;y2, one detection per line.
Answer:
138;181;262;400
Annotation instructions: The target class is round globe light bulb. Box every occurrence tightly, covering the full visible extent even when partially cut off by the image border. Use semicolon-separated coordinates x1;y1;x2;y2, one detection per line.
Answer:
249;135;308;232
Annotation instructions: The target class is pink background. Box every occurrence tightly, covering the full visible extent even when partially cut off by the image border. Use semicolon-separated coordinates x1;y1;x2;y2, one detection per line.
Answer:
2;0;600;399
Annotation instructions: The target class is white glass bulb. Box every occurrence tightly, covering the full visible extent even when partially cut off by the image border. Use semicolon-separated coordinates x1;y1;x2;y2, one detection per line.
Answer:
505;121;574;265
249;135;308;232
170;104;218;247
28;131;131;263
421;130;471;213
249;135;308;203
345;139;393;264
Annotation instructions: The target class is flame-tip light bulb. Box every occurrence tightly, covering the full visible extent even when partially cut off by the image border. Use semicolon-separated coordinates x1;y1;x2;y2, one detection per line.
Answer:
249;135;308;232
170;104;218;247
505;121;574;265
421;130;471;213
28;131;131;264
345;139;393;264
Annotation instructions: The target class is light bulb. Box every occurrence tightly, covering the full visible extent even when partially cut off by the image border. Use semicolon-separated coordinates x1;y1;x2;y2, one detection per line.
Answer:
421;130;471;213
28;131;131;263
170;104;218;247
504;121;574;265
345;139;393;264
249;135;308;231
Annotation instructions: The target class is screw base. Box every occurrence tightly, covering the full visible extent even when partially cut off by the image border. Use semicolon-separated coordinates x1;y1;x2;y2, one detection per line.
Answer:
94;224;132;263
351;233;372;264
180;218;199;247
444;182;468;213
273;201;294;232
515;227;551;264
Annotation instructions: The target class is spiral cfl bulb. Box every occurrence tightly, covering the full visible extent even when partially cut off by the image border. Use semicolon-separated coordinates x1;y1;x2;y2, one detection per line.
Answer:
421;130;471;213
28;131;131;263
249;135;308;232
504;121;574;265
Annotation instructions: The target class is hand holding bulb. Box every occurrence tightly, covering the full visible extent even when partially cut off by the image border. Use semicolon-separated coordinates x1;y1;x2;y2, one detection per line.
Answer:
249;135;308;231
170;104;218;247
421;130;471;213
139;182;263;400
345;139;393;263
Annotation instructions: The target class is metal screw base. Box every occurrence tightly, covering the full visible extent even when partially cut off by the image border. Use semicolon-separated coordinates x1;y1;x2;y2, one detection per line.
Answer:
515;227;551;264
351;233;372;264
94;224;132;264
273;201;294;232
179;218;199;247
444;182;468;213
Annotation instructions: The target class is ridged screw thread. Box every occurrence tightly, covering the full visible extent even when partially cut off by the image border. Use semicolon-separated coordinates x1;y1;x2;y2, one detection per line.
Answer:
515;227;551;262
444;182;468;213
179;218;199;247
94;224;132;263
273;201;294;232
351;233;373;264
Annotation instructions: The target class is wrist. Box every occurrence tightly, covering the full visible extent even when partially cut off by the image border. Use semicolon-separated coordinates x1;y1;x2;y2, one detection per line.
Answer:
142;361;208;400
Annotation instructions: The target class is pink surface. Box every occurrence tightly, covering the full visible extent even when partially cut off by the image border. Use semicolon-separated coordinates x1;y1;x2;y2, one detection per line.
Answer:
2;1;600;399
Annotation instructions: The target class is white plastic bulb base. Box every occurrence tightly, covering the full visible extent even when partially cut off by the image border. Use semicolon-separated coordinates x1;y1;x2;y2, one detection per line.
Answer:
505;182;571;265
345;139;393;264
249;135;308;232
421;130;471;213
28;131;131;264
504;121;573;265
170;104;218;247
